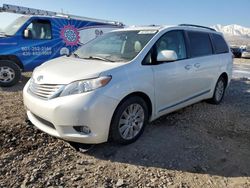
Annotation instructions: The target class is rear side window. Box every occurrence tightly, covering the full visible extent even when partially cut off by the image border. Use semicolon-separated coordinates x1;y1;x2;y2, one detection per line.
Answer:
187;31;213;58
211;34;229;54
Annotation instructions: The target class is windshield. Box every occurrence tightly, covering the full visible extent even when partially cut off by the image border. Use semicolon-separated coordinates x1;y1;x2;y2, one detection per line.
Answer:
74;30;157;62
4;16;30;36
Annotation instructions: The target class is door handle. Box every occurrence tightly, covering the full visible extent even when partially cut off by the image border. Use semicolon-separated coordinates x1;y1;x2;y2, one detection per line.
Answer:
194;63;201;68
184;65;192;70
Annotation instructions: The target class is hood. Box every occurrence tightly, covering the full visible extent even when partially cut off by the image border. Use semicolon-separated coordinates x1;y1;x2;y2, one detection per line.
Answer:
0;32;12;38
0;34;17;44
33;56;125;84
0;34;6;38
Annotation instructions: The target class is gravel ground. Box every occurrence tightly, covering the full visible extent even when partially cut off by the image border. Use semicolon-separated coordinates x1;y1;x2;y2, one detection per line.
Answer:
0;59;250;188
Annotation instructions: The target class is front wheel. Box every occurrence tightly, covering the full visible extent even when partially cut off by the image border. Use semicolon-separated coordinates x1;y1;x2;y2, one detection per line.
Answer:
110;96;149;144
207;76;226;105
0;60;21;87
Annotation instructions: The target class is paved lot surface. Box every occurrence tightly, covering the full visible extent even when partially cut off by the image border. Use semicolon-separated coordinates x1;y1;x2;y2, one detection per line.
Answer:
0;58;250;188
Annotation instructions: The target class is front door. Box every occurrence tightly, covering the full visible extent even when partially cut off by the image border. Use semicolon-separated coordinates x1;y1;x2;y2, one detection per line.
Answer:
20;18;54;71
149;30;199;114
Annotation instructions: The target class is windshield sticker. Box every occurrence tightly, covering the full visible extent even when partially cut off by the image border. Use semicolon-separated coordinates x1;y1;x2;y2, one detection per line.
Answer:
138;30;157;34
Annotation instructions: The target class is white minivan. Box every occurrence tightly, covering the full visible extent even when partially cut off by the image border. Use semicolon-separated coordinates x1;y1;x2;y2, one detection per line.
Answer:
23;24;233;144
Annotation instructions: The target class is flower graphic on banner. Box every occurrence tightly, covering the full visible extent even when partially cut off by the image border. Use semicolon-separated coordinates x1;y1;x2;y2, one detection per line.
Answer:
60;25;80;46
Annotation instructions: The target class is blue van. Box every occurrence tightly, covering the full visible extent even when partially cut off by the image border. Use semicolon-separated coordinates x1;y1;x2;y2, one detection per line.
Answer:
0;4;123;86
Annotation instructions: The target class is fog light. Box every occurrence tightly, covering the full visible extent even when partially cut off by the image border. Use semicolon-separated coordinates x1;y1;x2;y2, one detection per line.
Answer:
73;126;91;134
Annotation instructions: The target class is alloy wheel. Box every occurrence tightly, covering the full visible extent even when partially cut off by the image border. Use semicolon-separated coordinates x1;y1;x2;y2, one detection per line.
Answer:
118;103;145;140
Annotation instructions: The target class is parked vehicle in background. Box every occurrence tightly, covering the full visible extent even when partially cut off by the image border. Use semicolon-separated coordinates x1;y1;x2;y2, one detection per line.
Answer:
242;46;250;58
23;24;233;145
0;4;123;87
230;45;243;58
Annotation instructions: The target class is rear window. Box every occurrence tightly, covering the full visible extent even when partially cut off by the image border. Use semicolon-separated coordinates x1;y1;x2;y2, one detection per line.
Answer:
187;31;213;58
212;34;229;54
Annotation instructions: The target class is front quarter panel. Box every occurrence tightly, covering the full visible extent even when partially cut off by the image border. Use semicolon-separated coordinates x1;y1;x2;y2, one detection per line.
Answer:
100;62;155;120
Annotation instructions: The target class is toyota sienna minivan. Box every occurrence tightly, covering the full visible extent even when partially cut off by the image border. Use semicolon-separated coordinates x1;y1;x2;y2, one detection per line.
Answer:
23;24;233;144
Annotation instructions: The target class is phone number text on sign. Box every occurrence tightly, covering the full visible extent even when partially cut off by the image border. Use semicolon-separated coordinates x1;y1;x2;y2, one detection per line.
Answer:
21;46;52;56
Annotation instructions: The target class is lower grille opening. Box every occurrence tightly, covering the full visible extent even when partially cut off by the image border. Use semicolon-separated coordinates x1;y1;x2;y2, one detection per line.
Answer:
32;113;55;130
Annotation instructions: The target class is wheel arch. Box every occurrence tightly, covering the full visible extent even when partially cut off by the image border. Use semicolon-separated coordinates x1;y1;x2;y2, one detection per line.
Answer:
0;55;23;70
110;91;153;129
220;72;229;87
117;92;153;119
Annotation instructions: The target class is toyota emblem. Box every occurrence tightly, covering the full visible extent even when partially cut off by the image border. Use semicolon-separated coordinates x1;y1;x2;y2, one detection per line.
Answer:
37;75;43;82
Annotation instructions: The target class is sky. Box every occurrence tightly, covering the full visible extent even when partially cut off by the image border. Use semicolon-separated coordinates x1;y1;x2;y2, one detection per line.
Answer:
0;0;250;30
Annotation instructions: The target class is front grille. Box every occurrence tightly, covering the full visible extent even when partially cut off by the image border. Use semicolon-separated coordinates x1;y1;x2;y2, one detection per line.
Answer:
29;79;64;100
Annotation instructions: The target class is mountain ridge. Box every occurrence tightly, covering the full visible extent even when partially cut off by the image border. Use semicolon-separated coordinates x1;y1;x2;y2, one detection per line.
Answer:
212;24;250;38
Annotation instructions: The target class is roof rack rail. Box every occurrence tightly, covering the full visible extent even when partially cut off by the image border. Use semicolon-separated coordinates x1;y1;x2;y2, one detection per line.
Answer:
178;24;216;31
0;4;124;26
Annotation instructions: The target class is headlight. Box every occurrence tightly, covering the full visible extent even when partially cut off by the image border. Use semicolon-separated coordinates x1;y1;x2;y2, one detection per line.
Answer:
60;76;112;97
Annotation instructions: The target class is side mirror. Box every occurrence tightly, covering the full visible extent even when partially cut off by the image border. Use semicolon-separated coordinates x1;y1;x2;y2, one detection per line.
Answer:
157;50;177;62
24;29;31;38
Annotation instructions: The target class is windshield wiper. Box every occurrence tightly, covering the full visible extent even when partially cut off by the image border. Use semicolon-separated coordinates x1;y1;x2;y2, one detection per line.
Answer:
85;56;115;62
72;53;81;58
72;54;114;62
0;32;9;37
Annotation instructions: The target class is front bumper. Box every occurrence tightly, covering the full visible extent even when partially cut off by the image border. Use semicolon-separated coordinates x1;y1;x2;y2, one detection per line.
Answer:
23;80;119;144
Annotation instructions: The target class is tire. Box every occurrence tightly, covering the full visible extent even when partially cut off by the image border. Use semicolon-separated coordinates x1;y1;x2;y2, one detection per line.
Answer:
207;76;226;105
110;96;149;144
239;53;242;58
235;53;241;58
0;60;21;87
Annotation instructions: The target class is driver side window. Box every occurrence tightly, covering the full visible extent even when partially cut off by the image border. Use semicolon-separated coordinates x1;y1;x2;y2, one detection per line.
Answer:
156;30;187;60
143;30;187;65
24;20;52;40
